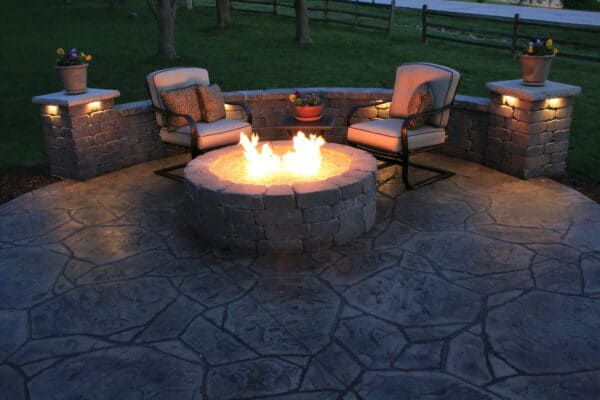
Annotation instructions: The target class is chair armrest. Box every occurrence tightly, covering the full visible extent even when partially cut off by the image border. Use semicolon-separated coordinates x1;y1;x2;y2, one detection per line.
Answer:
399;103;455;157
225;101;253;125
346;100;391;127
150;105;200;158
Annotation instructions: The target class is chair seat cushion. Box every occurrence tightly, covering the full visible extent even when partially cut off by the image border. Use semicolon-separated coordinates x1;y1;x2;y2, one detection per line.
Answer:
347;118;445;153
160;119;252;151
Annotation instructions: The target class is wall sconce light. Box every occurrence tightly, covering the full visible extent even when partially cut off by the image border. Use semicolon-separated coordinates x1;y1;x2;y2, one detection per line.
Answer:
86;101;102;112
46;105;59;115
547;98;562;108
502;95;517;107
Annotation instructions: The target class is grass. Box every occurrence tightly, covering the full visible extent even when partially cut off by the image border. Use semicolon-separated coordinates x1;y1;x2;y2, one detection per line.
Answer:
0;0;598;181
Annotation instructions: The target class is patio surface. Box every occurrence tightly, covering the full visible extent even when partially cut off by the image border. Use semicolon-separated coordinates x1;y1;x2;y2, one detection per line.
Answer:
1;153;600;399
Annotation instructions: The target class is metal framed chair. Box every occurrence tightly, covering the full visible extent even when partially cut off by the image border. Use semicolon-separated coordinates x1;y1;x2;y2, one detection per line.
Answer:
346;62;461;190
146;67;253;181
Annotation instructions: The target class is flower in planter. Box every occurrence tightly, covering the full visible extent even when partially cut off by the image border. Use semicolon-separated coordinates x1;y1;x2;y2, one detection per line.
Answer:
56;47;93;66
289;90;322;106
522;37;558;56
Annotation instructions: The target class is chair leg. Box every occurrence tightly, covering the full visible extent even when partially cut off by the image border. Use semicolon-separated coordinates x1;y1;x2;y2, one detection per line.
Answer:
154;162;188;182
404;161;454;190
402;152;413;190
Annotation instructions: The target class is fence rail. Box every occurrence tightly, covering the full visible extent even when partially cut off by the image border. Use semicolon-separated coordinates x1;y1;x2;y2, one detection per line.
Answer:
231;0;397;36
421;5;600;63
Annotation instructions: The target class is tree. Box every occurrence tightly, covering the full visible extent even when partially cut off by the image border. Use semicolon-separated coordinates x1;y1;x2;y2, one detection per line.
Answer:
295;0;311;44
147;0;178;60
216;0;231;29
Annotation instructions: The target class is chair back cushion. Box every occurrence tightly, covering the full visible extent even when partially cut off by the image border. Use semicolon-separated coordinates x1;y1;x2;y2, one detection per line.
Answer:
198;84;226;123
147;67;210;128
160;85;203;130
390;62;460;128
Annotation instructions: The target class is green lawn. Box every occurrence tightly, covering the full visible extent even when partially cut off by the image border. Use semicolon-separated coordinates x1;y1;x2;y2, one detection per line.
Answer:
1;0;598;181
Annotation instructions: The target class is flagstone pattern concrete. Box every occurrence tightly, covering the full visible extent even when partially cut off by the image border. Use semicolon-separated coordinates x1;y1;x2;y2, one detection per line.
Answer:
1;153;600;399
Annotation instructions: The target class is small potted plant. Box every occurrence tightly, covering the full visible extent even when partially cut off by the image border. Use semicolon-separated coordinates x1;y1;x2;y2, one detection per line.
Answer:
289;90;324;121
519;38;558;86
56;48;93;95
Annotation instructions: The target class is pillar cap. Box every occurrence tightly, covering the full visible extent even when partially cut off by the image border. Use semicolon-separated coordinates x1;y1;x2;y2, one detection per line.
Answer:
486;80;581;102
32;88;120;107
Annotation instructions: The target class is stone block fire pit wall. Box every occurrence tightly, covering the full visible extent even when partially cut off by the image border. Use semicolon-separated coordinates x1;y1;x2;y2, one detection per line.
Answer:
34;83;580;182
183;143;378;254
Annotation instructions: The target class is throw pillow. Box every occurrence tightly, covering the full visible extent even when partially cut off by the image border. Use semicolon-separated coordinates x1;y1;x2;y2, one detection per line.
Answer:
406;84;433;128
197;84;226;123
160;85;203;130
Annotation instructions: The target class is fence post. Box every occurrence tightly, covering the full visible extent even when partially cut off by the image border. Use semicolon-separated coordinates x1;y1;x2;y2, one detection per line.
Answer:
388;0;396;37
511;13;520;54
422;4;428;43
273;0;277;15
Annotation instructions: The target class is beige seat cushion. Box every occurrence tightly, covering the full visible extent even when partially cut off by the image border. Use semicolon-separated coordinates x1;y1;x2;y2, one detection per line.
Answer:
159;85;203;129
160;119;252;151
198;84;226;123
347;118;446;153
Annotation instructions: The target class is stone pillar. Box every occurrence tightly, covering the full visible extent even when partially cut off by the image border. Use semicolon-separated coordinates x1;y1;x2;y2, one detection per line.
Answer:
486;80;581;179
32;89;164;180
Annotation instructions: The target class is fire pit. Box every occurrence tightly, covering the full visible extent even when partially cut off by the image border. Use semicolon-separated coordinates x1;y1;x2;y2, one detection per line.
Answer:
183;132;377;253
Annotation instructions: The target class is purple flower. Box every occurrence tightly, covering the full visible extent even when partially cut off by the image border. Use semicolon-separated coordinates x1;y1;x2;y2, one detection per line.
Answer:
71;48;77;54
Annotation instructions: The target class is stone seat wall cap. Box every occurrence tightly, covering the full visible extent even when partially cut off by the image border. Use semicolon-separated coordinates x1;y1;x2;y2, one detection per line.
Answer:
113;99;152;111
32;89;121;107
485;80;581;102
454;95;490;112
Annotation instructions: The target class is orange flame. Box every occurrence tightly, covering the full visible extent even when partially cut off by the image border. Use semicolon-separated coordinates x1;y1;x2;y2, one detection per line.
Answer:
239;131;325;178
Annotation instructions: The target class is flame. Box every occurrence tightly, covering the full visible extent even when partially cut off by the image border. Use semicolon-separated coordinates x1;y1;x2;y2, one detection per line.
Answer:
239;131;325;178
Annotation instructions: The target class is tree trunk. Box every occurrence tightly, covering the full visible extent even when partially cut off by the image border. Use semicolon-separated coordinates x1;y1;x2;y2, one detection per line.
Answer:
186;0;194;10
295;0;312;44
147;0;178;60
216;0;231;29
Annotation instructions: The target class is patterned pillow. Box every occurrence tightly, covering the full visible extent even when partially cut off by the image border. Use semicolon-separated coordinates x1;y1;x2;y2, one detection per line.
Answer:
197;84;226;123
406;84;433;129
159;85;203;130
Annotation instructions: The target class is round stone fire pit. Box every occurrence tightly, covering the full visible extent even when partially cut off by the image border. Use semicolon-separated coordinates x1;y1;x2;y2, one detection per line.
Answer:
183;141;378;254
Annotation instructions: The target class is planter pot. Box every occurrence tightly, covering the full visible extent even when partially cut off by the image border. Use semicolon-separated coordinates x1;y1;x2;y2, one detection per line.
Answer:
56;64;88;95
520;55;554;86
294;104;324;122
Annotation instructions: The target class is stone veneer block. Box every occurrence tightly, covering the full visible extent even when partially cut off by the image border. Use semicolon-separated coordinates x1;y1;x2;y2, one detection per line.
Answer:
184;142;377;254
293;182;341;209
486;79;581;179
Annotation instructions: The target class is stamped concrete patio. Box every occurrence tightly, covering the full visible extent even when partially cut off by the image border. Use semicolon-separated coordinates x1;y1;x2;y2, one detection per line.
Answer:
1;153;600;399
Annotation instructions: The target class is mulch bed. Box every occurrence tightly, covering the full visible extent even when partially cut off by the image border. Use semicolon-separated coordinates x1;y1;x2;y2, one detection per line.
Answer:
0;166;61;205
0;166;598;205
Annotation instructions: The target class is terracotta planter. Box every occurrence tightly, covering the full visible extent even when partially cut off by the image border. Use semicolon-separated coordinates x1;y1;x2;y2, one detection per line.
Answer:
56;64;88;95
520;55;554;86
294;103;324;122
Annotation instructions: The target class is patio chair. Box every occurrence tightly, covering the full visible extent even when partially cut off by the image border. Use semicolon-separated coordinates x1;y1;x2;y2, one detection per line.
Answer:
346;62;461;190
146;67;253;181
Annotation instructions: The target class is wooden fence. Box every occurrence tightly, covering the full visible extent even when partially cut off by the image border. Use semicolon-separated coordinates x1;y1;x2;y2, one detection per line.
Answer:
421;5;600;62
230;0;397;36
